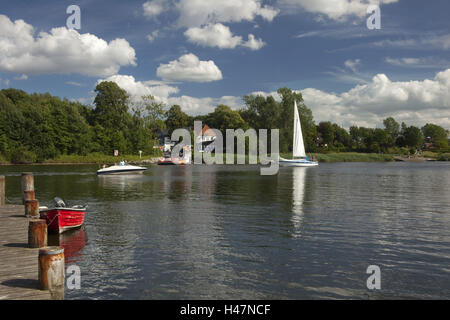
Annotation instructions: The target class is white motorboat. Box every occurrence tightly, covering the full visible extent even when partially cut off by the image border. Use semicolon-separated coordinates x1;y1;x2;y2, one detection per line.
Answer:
96;161;147;175
279;100;319;167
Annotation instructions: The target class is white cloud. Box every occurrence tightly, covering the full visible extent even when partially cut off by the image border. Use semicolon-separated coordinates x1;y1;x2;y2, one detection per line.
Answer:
184;23;243;49
372;34;450;51
143;0;167;18
184;23;265;50
13;74;28;80
0;15;136;77
385;57;421;66
279;0;398;21
147;30;160;42
100;75;179;103
385;57;450;69
98;74;241;115
249;69;450;129
156;53;223;83
167;95;243;115
344;59;361;73
66;81;84;87
242;34;266;50
301;69;450;129
176;0;279;27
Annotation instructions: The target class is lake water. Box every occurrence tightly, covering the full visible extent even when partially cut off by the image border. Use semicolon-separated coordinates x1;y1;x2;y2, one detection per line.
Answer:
1;162;450;299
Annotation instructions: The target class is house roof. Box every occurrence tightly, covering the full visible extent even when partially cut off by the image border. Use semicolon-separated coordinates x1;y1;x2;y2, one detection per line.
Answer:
201;125;217;137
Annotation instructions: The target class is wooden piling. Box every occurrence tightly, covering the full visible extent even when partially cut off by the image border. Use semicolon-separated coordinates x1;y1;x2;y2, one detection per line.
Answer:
38;246;65;300
21;172;34;205
0;175;5;206
28;219;48;248
25;199;40;218
24;190;35;202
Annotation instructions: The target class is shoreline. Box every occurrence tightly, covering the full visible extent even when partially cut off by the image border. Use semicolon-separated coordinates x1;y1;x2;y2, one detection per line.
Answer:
1;152;447;166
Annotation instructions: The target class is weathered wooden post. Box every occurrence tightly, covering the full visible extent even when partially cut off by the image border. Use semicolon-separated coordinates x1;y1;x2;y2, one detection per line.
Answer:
24;190;35;202
0;175;5;206
28;219;47;248
24;199;40;218
38;246;65;300
21;172;34;204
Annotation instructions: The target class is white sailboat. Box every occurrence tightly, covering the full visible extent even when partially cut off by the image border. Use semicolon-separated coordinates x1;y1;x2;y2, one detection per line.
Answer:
279;100;318;167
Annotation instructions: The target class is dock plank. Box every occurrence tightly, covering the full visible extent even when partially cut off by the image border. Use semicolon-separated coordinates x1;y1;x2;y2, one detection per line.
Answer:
0;205;52;300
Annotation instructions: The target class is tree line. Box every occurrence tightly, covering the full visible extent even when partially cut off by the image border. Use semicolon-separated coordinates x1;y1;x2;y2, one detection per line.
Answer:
0;82;448;163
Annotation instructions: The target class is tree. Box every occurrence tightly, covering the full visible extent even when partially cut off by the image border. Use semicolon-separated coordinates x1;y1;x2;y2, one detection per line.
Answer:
205;105;247;133
383;117;400;147
132;95;167;134
93;81;130;130
421;123;448;149
317;122;335;147
332;123;351;150
373;128;390;152
402;126;424;150
241;95;280;130
166;105;189;134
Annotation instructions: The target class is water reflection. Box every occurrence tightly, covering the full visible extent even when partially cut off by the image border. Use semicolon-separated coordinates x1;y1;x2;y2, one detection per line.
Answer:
97;174;146;191
291;168;307;234
48;227;87;264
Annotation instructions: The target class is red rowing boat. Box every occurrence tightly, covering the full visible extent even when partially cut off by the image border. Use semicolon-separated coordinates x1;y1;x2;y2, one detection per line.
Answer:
39;198;87;234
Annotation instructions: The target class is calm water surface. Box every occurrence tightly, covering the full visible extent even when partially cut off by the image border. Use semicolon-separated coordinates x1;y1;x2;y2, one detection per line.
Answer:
1;162;449;299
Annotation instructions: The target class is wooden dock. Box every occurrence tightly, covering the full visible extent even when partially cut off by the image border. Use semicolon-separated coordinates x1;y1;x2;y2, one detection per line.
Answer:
0;205;52;300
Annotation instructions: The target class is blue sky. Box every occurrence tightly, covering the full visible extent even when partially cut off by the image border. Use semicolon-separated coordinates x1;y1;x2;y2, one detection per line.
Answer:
0;0;449;129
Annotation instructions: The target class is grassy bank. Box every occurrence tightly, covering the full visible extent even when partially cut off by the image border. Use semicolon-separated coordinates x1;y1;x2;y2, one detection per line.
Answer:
310;152;394;162
213;152;396;163
41;153;161;164
437;153;450;161
3;151;448;165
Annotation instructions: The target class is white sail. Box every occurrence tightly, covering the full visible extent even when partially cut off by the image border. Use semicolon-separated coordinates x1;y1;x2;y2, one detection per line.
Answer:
293;100;306;158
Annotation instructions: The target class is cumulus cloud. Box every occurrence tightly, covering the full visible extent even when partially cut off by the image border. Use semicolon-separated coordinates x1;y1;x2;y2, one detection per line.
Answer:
0;14;136;77
242;34;266;50
184;23;243;49
98;74;242;115
249;69;450;129
156;53;223;83
100;75;179;103
279;0;398;21
176;0;279;27
167;95;243;115
302;69;450;128
184;23;265;50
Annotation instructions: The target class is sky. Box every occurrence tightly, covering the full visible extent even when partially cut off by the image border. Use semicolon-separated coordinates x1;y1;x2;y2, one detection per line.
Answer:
0;0;449;129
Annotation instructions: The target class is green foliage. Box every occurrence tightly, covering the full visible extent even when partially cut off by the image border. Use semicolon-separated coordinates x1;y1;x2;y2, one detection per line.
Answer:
437;153;450;161
0;85;158;163
401;125;424;149
241;88;317;153
422;123;449;149
166;105;189;134
204;105;248;134
0;85;447;163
